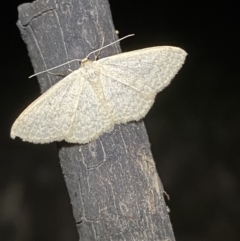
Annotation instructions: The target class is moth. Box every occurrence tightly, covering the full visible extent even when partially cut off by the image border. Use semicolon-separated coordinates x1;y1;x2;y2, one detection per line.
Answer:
11;42;187;144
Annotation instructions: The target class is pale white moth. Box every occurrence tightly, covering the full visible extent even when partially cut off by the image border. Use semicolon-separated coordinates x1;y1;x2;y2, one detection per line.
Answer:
11;36;187;144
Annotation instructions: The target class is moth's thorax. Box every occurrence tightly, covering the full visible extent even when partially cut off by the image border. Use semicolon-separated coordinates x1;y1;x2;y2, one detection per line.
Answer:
81;59;100;83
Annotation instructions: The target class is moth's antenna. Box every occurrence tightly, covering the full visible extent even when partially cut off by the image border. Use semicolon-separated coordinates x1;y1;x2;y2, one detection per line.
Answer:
29;59;81;78
29;34;135;79
85;34;134;59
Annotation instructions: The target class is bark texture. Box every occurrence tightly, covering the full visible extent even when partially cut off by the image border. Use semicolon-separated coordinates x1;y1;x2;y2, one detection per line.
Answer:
17;0;175;240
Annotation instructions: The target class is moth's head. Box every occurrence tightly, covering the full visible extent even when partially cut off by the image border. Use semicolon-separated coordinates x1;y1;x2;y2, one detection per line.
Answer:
81;58;93;67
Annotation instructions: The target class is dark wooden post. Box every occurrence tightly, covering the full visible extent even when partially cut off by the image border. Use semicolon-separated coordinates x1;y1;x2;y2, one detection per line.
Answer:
17;0;175;240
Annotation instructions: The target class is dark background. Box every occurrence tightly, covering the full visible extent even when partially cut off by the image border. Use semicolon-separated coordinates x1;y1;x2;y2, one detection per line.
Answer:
1;1;239;241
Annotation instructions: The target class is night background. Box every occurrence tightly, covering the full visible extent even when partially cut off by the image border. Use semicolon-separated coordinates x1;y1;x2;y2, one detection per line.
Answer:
1;1;239;241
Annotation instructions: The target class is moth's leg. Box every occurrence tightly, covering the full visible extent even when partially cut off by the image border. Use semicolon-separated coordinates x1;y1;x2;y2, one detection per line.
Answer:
94;32;105;61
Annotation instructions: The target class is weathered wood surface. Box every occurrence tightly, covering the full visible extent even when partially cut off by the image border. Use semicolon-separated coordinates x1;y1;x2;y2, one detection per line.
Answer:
17;0;175;240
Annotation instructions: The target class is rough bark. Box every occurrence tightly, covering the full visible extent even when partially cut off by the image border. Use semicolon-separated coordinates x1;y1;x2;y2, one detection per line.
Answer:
17;0;175;240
